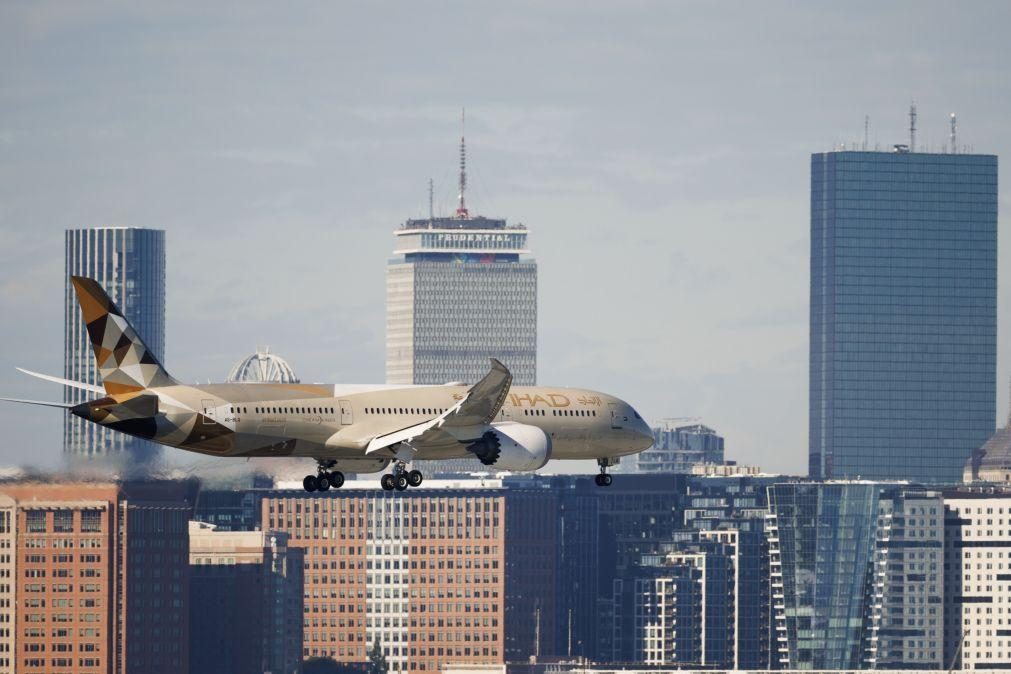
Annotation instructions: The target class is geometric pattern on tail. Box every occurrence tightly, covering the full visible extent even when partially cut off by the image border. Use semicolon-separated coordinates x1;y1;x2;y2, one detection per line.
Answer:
70;276;177;395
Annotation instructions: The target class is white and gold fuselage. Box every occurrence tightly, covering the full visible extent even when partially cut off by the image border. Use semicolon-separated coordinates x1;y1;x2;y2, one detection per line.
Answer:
111;381;652;470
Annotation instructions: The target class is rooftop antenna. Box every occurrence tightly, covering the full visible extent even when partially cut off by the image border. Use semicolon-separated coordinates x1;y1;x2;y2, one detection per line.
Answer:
456;107;469;219
909;103;917;152
950;113;957;155
863;115;869;151
428;178;434;225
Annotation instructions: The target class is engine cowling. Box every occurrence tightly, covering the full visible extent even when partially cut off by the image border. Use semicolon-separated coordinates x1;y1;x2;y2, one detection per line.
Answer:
467;422;551;472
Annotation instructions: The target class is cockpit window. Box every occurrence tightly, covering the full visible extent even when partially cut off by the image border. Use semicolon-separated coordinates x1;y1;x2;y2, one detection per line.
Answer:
633;409;642;420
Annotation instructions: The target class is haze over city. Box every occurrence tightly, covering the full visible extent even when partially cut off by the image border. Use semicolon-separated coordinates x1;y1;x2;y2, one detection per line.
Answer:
2;1;1010;474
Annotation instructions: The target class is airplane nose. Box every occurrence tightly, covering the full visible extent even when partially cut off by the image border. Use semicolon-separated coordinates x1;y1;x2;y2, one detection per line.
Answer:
632;418;654;451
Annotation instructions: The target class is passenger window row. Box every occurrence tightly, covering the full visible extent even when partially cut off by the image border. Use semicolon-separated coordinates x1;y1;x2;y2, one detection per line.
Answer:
552;409;596;417
365;408;447;416
244;406;335;415
522;409;546;416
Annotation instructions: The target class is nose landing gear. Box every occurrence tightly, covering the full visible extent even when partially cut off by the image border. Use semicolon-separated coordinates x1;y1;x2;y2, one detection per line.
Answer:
302;460;345;492
595;457;616;487
380;463;424;492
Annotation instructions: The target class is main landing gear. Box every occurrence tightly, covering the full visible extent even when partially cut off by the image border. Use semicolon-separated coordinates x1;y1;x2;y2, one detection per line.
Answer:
380;463;424;492
595;458;615;487
302;460;345;493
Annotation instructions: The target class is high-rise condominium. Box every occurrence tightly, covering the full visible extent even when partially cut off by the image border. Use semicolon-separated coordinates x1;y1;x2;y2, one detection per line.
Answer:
64;227;166;467
809;149;997;483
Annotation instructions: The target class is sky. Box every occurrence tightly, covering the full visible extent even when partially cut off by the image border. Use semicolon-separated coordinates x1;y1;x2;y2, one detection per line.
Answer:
0;1;1009;475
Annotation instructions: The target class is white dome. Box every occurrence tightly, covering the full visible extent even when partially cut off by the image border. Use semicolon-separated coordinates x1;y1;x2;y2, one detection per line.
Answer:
227;348;300;384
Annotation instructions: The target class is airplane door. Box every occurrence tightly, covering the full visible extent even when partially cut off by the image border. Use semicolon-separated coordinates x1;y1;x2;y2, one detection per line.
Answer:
608;402;623;430
201;399;217;426
339;400;353;425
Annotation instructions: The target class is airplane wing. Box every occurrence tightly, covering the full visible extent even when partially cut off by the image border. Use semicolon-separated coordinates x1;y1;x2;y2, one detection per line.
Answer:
17;368;105;394
365;358;512;455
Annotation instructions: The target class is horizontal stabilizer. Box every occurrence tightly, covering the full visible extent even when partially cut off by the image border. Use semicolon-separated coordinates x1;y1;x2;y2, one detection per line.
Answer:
16;368;104;394
0;397;73;409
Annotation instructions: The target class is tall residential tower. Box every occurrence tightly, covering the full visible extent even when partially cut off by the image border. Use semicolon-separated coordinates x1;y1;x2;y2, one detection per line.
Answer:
64;227;166;467
809;148;998;483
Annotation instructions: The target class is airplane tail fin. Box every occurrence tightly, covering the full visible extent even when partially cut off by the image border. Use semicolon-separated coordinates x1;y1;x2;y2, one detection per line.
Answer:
69;276;178;395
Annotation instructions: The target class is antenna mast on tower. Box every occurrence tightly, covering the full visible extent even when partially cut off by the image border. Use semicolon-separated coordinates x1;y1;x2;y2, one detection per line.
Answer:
428;178;435;225
456;108;469;219
950;113;957;155
909;103;917;152
863;115;869;151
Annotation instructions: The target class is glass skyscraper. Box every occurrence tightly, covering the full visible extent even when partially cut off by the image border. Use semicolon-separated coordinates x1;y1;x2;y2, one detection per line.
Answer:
809;150;998;483
767;482;882;670
64;227;166;468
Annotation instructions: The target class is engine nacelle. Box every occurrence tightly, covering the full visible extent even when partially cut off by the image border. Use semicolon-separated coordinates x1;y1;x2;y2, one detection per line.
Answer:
468;422;551;472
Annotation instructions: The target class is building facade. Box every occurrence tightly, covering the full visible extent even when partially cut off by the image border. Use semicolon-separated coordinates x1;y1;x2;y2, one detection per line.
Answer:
188;522;303;674
634;422;725;474
64;228;166;468
0;480;194;674
809;150;998;483
259;482;561;672
633;536;737;668
943;488;1011;669
386;216;536;387
867;489;945;669
767;482;945;670
767;482;882;669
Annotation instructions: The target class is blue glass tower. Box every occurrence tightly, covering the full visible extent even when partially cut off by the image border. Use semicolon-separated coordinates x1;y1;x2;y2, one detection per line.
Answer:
64;227;166;468
809;150;998;483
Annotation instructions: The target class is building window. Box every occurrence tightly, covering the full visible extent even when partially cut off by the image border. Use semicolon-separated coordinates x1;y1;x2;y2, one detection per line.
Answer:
53;511;73;533
25;511;45;533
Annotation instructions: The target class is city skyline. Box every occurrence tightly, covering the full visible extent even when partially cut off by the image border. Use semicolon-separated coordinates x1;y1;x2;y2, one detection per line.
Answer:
2;3;1011;476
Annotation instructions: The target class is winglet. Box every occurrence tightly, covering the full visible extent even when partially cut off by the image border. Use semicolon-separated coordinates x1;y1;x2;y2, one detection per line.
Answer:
69;276;177;394
363;358;514;454
441;358;513;427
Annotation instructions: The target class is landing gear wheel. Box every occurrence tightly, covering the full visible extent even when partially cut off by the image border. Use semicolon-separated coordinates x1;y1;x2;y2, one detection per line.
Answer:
327;471;345;489
395;475;409;491
595;458;615;487
380;474;396;491
315;474;331;491
303;475;318;492
407;470;423;487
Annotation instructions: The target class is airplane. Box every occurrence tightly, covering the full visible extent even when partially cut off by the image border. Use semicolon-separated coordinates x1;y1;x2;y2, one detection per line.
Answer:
2;276;654;492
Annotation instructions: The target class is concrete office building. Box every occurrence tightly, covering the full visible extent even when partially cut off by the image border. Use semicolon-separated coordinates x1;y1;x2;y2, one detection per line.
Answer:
188;522;303;674
867;489;945;669
809;148;998;483
0;480;195;674
385;130;536;388
64;227;166;468
943;488;1011;669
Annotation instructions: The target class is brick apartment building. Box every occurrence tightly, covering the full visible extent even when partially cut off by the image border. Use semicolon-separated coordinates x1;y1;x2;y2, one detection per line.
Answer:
260;482;559;673
0;480;196;674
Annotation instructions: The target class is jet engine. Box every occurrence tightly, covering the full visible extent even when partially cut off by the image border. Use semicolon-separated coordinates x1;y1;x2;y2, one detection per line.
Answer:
466;422;551;472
